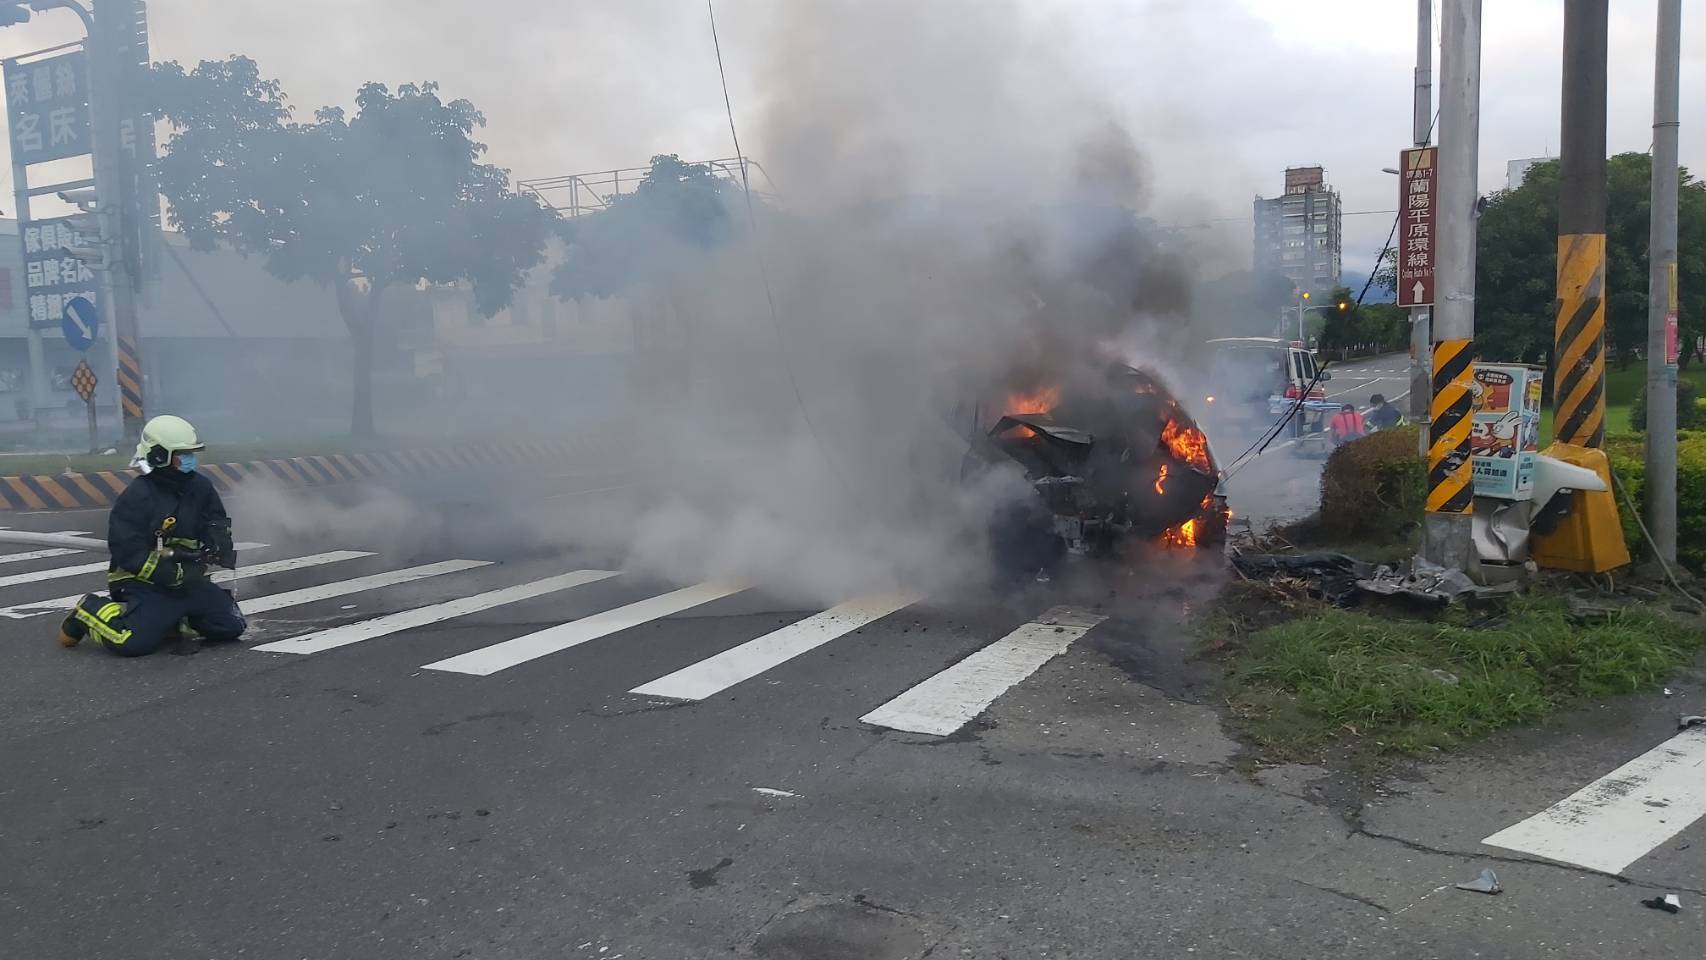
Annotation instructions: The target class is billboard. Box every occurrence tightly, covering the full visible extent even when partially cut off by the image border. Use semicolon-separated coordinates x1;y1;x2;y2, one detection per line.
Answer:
3;51;90;166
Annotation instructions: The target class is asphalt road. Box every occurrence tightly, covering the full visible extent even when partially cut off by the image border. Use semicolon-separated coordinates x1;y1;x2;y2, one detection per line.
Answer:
2;397;1702;959
1216;352;1421;532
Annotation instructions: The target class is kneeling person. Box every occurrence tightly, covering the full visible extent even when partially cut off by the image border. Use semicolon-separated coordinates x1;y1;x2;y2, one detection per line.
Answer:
58;415;246;656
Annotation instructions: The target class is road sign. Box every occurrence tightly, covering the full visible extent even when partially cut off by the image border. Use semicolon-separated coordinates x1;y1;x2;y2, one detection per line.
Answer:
61;295;99;351
3;51;91;166
1397;146;1437;308
70;358;97;403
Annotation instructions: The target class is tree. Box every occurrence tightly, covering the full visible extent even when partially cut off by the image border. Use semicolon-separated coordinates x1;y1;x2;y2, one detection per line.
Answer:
1474;154;1706;369
550;154;736;303
147;58;557;435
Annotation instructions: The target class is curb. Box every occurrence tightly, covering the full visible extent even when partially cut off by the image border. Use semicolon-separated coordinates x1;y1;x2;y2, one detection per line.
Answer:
0;440;580;512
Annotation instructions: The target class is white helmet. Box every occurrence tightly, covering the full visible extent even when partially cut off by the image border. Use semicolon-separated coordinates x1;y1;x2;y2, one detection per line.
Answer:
132;415;206;472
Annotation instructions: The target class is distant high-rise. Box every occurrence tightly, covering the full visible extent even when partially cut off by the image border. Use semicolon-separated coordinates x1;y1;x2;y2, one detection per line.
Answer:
1506;157;1555;191
1253;166;1343;294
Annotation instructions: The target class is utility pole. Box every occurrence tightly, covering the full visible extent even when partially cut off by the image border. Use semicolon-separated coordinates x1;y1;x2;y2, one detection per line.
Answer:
1554;0;1609;449
1410;0;1433;456
1646;0;1682;562
1423;0;1480;570
86;2;144;441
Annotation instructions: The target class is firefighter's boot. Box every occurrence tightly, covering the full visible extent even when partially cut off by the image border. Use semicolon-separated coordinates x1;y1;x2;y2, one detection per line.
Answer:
63;594;130;651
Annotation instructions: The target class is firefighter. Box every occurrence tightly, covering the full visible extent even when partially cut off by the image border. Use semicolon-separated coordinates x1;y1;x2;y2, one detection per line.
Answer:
57;415;246;656
1366;392;1404;432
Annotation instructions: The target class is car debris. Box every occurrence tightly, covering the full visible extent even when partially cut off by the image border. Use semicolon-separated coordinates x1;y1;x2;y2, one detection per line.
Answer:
1641;893;1682;914
1455;868;1502;895
1229;552;1520;606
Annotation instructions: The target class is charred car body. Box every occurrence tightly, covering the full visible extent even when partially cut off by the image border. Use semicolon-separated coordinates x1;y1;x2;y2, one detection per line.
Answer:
969;364;1228;575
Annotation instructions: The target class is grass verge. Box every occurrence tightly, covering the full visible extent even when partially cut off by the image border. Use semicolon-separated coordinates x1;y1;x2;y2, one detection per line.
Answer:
1217;590;1706;762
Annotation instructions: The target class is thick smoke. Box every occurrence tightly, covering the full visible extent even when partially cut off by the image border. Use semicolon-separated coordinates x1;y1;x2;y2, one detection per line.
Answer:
596;0;1220;603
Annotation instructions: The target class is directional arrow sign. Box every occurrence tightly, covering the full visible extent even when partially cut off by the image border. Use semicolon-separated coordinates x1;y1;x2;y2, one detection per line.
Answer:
61;296;100;352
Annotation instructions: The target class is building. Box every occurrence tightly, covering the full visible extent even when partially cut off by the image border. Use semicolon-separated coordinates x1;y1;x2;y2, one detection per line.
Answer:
1506;156;1555;191
1253;166;1343;294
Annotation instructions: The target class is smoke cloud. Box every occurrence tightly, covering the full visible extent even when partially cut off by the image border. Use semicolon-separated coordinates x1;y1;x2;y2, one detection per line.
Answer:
588;0;1223;603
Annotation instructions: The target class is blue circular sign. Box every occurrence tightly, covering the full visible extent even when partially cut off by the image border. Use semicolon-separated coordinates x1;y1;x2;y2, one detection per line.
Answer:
61;296;99;352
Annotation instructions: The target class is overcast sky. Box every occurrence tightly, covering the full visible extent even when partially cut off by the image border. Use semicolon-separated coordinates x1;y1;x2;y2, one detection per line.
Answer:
2;1;1700;279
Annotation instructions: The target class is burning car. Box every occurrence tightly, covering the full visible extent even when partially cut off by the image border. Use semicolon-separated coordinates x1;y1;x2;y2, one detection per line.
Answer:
974;363;1228;574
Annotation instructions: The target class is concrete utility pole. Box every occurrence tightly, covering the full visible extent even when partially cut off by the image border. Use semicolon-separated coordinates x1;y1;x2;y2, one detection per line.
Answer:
1646;0;1682;563
1554;0;1609;449
1423;0;1481;570
86;3;144;441
1410;0;1434;455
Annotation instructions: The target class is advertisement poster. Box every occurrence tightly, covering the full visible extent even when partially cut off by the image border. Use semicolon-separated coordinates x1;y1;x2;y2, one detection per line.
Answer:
1471;363;1543;499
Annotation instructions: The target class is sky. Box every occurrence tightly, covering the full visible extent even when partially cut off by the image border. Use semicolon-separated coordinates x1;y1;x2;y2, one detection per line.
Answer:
0;0;1700;281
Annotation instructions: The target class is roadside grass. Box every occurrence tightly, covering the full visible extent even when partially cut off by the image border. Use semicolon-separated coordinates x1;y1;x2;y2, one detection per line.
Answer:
1536;364;1706;444
1218;593;1706;762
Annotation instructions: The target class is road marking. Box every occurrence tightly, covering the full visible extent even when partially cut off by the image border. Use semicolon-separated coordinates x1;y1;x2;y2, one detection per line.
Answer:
630;591;917;700
0;542;267;589
860;606;1107;736
253;570;622;655
423;580;747;676
1482;727;1706;874
0;551;373;619
240;559;492;614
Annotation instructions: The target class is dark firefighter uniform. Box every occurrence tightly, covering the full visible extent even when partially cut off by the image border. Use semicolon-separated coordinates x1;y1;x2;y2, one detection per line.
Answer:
58;419;246;656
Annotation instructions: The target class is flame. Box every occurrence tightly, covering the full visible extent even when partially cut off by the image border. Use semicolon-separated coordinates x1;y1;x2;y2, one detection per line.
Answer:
1154;464;1169;496
1161;518;1199;548
1160;494;1225;550
1006;385;1060;414
1162;417;1213;474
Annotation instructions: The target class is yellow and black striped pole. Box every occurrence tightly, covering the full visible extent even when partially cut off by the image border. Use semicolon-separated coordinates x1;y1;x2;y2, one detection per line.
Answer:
1553;235;1606;446
116;335;145;437
1428;338;1476;516
1553;0;1608;449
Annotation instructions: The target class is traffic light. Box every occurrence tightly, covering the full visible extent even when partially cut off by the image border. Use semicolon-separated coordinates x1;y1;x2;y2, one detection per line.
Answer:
0;3;29;26
57;188;109;268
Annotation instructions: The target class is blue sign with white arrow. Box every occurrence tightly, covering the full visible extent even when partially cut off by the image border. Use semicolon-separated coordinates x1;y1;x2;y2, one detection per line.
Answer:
61;295;99;352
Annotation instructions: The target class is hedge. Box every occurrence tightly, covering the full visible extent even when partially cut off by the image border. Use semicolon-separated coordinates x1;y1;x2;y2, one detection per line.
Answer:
1316;426;1427;542
1605;431;1706;573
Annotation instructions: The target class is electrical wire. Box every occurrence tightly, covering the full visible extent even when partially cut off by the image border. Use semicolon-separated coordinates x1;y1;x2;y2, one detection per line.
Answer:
705;0;853;498
1222;111;1441;481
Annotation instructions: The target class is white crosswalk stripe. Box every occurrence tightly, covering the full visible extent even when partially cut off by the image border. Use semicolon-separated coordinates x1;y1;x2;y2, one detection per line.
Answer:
0;542;267;589
0;551;372;619
1482;727;1706;874
630;591;916;700
241;559;492;615
424;580;747;676
860;606;1107;736
253;569;622;655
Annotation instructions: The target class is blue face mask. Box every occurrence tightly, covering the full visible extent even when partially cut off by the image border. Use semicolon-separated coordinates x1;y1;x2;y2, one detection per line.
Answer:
176;453;198;474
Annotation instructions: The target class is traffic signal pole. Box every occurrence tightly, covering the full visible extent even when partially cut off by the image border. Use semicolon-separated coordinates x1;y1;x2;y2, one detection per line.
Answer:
1554;0;1609;449
1645;0;1682;563
86;3;143;440
1422;0;1481;571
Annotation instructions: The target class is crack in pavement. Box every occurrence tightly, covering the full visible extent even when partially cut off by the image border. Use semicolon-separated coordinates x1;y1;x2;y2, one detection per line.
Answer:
1290;878;1391;914
1349;824;1706;898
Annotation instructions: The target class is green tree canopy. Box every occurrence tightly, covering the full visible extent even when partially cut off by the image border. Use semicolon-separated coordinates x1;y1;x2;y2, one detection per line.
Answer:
146;57;557;435
1475;154;1706;368
550;154;737;303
